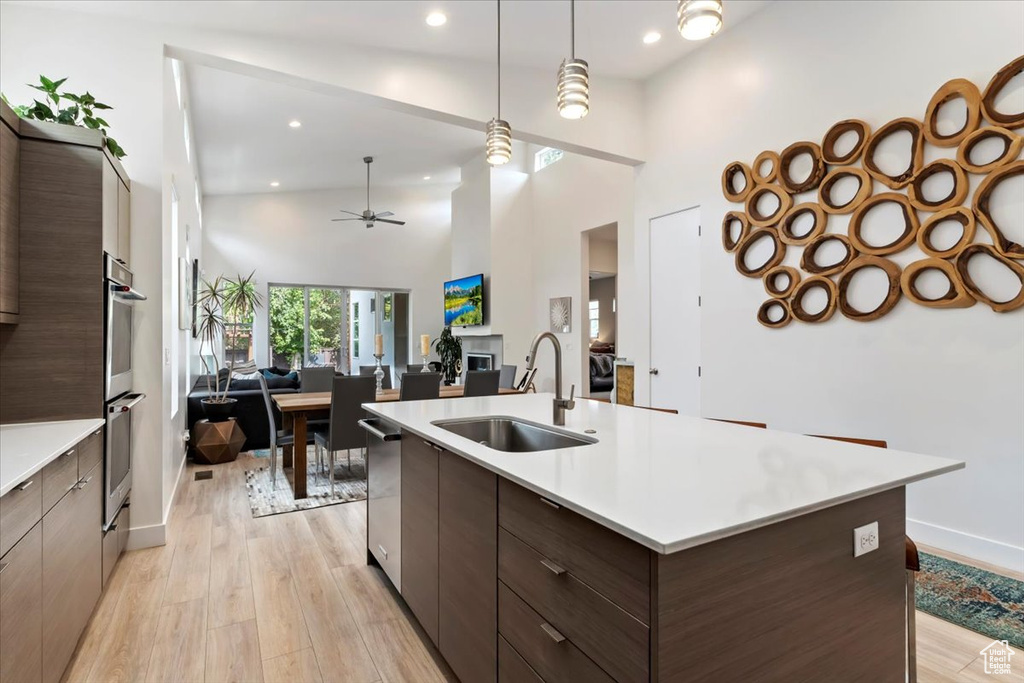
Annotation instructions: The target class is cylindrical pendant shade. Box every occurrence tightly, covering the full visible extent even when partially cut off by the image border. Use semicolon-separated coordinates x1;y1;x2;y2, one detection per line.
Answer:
557;58;590;119
486;118;512;165
677;0;723;41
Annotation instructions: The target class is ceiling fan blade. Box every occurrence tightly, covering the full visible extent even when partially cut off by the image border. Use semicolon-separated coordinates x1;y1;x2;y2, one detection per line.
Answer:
338;209;363;217
375;211;394;218
375;218;406;225
331;218;362;222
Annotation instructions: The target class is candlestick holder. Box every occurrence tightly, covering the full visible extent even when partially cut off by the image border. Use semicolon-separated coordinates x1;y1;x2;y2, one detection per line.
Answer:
373;353;385;393
421;355;430;371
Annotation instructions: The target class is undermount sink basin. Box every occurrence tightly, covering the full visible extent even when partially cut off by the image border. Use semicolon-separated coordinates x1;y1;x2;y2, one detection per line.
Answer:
431;417;597;453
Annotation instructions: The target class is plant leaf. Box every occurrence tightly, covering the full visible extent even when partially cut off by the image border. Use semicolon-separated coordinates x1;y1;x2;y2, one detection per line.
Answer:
39;75;54;90
51;77;67;90
56;106;78;125
94;117;109;127
105;138;126;159
92;102;113;110
62;93;82;104
83;115;100;129
48;92;60;106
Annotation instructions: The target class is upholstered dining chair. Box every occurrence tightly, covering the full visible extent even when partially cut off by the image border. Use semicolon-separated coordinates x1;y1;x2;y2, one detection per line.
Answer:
405;364;424;375
464;370;501;397
809;434;919;682
498;364;518;390
257;373;316;490
359;364;392;390
314;375;376;496
301;366;336;393
400;372;442;401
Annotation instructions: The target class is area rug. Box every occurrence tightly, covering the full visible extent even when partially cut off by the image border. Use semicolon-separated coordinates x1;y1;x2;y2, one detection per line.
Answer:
245;445;366;518
915;552;1024;647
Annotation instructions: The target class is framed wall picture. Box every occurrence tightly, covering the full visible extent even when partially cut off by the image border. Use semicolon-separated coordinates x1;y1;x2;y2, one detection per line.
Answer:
550;296;571;333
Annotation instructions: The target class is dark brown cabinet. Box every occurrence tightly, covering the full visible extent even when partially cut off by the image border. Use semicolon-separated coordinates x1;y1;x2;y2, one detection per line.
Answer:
438;450;497;683
400;435;440;645
0;102;18;324
0;522;42;683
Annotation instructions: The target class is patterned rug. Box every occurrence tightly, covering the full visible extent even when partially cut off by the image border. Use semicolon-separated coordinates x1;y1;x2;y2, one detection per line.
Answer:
916;552;1024;647
245;445;366;518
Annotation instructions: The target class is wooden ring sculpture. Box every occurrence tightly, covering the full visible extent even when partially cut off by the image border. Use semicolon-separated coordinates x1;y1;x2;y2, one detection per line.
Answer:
735;228;786;278
900;258;975;309
752;150;780;183
763;265;801;299
744;184;793;228
778;203;827;246
801;233;857;277
722;161;754;202
821;119;871;165
790;275;838;323
863;118;925;189
778;141;826;194
916;207;976;260
837;255;902;322
721;211;750;253
848;192;920;256
907;158;968;212
981;55;1024;130
818;167;872;214
973;160;1024;259
757;298;792;329
955;244;1024;312
923;78;982;147
956;126;1022;174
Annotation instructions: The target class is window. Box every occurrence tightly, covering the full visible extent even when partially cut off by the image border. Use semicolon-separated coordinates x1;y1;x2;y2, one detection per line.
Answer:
589;300;600;340
183;110;192;164
534;147;564;172
351;302;360;359
171;59;183;109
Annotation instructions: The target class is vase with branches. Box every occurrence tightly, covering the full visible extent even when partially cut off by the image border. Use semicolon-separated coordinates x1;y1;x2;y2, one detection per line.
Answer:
433;326;463;386
196;271;262;421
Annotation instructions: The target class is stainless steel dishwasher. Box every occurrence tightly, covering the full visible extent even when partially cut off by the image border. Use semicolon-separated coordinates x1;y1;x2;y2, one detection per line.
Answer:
359;417;402;591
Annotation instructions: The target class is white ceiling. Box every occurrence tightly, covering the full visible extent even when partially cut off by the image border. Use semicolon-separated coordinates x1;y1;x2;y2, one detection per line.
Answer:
189;64;486;195
14;0;767;80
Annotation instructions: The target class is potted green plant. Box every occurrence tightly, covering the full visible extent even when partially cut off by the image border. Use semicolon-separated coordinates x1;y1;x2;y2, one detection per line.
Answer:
196;272;262;421
433;326;463;386
2;75;126;158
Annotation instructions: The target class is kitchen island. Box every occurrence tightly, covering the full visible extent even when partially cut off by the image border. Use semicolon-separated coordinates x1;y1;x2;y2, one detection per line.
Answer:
361;393;963;683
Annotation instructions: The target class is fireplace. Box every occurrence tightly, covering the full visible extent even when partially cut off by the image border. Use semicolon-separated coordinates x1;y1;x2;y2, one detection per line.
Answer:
466;352;494;372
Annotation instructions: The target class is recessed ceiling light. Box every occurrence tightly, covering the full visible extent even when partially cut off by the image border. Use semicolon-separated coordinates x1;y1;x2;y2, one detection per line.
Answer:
423;176;431;180
288;120;302;128
643;31;661;45
270;181;280;187
426;11;447;27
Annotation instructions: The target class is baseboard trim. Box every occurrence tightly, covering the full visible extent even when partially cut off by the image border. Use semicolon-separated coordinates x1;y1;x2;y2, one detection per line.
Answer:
907;518;1024;575
125;522;166;550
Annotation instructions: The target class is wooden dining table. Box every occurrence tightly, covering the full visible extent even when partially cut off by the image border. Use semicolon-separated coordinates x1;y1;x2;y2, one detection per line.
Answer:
272;386;520;498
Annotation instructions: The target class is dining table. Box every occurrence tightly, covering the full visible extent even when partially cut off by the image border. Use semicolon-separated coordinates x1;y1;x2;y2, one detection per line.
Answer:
272;385;520;498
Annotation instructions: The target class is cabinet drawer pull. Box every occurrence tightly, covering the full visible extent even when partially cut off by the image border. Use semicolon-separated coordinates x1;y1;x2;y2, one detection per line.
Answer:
75;476;93;490
540;622;566;644
0;562;8;576
15;480;33;491
539;496;561;510
93;429;102;436
378;544;388;560
540;558;566;576
62;448;75;457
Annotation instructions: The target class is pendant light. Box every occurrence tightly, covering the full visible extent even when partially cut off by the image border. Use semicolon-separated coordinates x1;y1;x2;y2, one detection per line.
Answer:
486;0;512;165
677;0;723;41
557;0;589;119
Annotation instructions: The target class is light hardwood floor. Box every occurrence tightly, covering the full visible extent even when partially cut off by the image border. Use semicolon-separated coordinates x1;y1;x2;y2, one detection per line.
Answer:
60;454;1018;683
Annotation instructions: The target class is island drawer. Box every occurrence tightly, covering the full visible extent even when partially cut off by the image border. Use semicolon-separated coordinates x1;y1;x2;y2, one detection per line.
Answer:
42;445;79;514
498;478;650;623
499;581;614;683
499;636;543;683
499;528;649;683
1;475;42;558
78;428;103;479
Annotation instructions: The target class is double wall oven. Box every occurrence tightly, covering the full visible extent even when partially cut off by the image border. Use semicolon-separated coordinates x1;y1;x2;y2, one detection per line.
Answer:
104;254;145;529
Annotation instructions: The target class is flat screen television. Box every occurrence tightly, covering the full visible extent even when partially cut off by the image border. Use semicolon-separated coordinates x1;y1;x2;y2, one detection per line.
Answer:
444;274;484;327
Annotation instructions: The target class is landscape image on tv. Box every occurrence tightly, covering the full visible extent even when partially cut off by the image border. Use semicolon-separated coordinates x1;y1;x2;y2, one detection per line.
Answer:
444;274;484;326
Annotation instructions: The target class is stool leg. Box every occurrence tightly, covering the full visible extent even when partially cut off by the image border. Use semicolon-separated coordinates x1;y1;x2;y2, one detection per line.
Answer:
347;448;351;472
330;449;335;497
907;570;917;683
270;445;277;490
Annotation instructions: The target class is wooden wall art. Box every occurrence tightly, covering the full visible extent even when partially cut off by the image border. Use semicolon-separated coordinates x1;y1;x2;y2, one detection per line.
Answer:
981;56;1024;130
916;207;976;260
923;78;982;147
956;127;1022;174
907;158;968;212
837;256;902;322
718;57;1024;328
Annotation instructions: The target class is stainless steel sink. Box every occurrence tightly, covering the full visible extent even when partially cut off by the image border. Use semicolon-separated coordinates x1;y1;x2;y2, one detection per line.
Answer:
431;417;597;453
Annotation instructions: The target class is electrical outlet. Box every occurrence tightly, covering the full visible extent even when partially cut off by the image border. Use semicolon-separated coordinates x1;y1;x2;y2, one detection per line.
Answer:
853;521;879;557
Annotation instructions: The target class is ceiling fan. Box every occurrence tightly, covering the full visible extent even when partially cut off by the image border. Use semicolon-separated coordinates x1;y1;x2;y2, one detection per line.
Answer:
332;156;406;228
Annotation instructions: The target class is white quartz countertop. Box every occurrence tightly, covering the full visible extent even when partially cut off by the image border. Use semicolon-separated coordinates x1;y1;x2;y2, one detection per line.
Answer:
0;419;105;497
363;393;964;554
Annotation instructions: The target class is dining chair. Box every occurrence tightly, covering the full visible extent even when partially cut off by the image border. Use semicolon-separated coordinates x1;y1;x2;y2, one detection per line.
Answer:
405;364;424;375
314;375;377;495
708;418;767;428
464;369;501;397
301;366;336;393
359;364;392;390
257;373;316;490
809;434;919;682
400;372;442;401
499;364;518;390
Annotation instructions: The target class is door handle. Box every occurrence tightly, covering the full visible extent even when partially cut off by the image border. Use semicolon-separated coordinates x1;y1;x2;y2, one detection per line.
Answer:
540;622;566;644
540;558;566;576
649;368;660;375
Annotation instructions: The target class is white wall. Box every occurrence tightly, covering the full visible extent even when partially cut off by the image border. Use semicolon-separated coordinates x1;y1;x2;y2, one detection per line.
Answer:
202;185;453;371
632;0;1024;570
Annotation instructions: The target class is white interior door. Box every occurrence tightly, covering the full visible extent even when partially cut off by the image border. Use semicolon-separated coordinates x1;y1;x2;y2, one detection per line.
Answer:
649;207;701;415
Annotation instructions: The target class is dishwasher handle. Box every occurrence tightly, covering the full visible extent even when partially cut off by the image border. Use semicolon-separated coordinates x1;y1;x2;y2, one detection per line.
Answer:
358;419;402;442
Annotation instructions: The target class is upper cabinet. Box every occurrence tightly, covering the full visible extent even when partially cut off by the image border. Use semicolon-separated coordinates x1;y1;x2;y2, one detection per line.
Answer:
0;102;19;324
101;157;130;264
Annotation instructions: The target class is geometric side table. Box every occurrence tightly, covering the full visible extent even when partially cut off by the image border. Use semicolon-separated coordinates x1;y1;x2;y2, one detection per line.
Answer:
192;417;246;465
